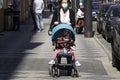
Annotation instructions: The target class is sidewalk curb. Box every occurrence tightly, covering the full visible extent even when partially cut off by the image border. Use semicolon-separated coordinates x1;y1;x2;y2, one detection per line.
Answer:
94;36;112;62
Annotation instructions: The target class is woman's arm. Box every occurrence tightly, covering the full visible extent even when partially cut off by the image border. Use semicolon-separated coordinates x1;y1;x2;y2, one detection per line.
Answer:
49;9;58;30
70;9;75;28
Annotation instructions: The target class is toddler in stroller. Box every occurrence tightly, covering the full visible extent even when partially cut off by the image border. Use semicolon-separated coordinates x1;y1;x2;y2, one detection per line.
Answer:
48;23;81;77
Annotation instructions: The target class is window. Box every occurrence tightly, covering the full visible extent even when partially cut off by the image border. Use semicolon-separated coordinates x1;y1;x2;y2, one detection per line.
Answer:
113;8;120;17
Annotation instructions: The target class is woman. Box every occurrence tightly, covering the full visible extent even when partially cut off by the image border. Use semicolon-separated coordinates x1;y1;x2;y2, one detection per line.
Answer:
49;0;75;32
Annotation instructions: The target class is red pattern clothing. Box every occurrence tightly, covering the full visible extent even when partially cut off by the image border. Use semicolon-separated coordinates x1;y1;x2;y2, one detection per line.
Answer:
51;37;78;61
52;49;77;61
55;37;74;50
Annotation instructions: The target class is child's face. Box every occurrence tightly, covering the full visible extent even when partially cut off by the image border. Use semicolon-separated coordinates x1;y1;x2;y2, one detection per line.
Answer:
63;34;70;41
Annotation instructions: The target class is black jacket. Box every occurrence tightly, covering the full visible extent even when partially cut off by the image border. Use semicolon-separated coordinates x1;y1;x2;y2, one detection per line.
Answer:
50;8;75;30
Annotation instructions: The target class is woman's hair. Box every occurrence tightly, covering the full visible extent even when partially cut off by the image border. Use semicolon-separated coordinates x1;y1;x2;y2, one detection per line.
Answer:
59;0;71;8
59;0;70;4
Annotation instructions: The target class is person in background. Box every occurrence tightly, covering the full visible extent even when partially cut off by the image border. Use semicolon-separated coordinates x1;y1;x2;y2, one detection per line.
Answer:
48;0;53;13
33;0;44;32
76;6;84;20
76;4;84;27
48;0;75;33
30;0;37;31
12;0;21;31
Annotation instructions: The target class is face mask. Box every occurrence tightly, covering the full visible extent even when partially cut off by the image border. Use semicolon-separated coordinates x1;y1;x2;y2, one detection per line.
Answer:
62;3;68;9
64;38;69;42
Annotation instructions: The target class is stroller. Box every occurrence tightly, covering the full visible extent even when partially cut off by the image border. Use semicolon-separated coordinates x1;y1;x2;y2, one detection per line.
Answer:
49;23;79;77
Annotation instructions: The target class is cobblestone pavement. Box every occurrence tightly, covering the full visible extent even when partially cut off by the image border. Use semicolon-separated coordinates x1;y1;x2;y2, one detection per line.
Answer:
0;16;120;80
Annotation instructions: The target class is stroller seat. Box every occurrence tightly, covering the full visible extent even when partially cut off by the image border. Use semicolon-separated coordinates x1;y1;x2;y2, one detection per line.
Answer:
56;52;73;64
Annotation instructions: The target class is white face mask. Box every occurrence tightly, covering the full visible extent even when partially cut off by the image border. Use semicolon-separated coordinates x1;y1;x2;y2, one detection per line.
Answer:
62;3;68;9
64;38;69;42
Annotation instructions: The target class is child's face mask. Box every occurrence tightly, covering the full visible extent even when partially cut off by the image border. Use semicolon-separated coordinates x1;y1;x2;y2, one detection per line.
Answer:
64;38;69;42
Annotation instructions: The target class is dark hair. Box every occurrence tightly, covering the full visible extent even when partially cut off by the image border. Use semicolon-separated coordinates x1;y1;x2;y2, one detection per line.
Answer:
62;30;71;38
59;0;70;4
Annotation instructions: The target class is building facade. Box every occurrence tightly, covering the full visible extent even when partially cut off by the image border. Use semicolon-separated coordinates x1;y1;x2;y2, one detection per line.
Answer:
0;0;31;31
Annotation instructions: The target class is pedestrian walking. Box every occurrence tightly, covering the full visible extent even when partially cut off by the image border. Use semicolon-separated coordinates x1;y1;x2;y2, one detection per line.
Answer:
33;0;44;32
76;6;84;20
47;0;53;13
48;0;75;34
30;0;37;31
12;0;21;31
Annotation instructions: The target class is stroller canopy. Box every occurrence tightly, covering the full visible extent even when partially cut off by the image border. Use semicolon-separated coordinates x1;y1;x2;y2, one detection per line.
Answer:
51;23;75;42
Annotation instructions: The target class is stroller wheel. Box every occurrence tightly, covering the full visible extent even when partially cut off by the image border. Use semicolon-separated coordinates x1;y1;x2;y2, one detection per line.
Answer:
56;68;60;77
49;66;52;75
76;26;83;34
67;69;72;76
51;67;56;77
75;71;79;77
71;69;75;77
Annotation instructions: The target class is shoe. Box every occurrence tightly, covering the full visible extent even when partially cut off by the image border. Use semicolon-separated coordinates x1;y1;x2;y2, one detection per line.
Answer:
49;60;55;65
41;28;44;31
75;61;81;66
37;30;41;32
52;46;55;51
70;46;76;51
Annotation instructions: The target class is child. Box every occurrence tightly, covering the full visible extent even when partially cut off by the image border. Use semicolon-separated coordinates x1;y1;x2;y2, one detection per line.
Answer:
49;30;81;66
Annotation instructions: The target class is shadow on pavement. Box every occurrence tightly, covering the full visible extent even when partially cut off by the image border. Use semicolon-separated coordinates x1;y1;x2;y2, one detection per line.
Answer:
0;18;44;80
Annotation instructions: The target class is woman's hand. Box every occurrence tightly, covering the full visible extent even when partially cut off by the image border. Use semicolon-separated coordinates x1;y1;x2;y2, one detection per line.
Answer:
54;21;59;25
67;22;71;25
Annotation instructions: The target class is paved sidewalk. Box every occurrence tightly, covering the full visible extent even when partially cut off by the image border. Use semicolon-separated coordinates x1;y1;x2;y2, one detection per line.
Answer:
0;14;120;80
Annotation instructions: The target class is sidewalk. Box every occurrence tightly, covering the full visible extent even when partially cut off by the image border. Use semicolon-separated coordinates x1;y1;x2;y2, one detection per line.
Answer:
0;13;120;80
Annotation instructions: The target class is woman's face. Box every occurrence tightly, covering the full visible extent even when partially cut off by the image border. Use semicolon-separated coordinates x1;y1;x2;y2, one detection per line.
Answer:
61;0;68;9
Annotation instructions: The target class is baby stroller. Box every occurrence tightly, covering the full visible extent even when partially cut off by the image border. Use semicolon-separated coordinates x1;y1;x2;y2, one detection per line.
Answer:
49;23;79;77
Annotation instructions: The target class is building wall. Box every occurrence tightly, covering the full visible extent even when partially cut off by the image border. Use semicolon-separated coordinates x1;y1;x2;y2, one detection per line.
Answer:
0;0;5;31
20;0;31;22
0;0;31;31
0;8;4;31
